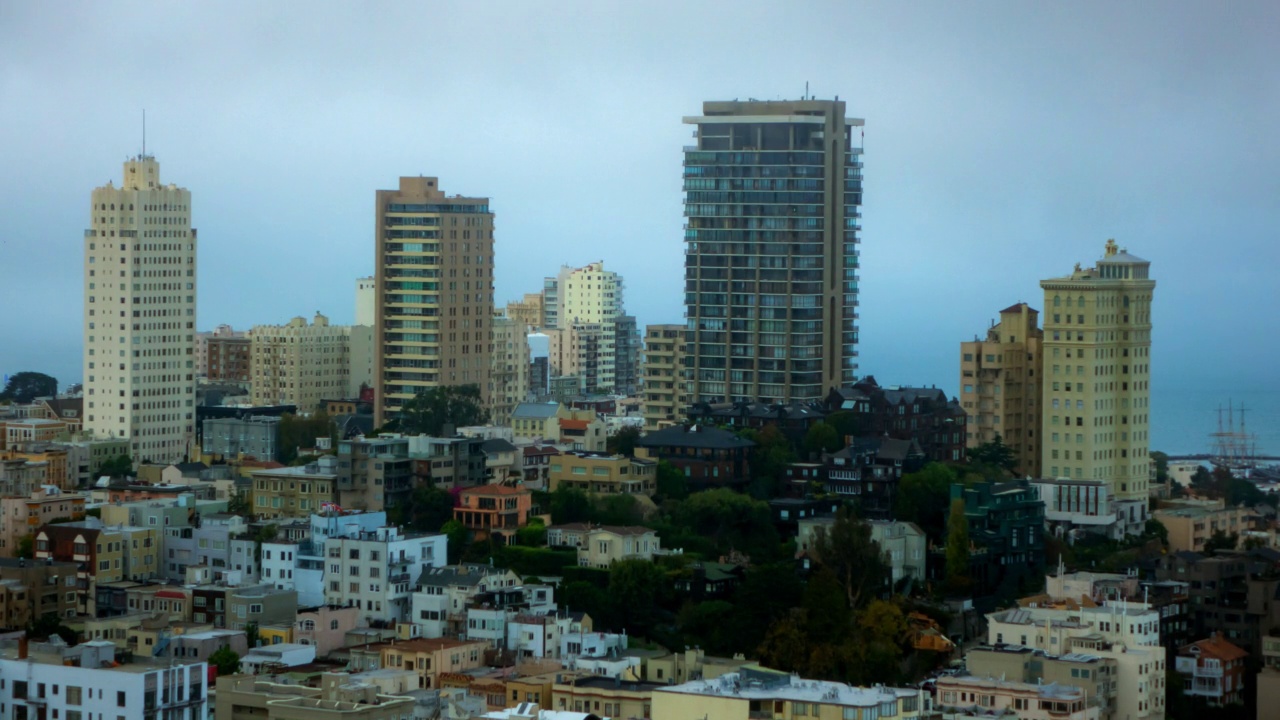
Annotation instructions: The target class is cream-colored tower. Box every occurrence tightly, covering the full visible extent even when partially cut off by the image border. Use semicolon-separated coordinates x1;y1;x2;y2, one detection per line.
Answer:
250;313;353;414
489;314;531;425
960;303;1044;477
541;261;629;393
1040;240;1154;535
84;155;197;464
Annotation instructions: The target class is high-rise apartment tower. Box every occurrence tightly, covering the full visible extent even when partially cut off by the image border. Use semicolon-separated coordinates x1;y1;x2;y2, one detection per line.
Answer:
1040;240;1154;534
373;177;495;426
683;99;864;404
960;303;1044;477
84;155;196;463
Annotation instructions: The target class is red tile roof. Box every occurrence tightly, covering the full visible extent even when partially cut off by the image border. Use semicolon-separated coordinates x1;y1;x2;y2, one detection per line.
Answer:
559;419;589;431
1182;635;1248;662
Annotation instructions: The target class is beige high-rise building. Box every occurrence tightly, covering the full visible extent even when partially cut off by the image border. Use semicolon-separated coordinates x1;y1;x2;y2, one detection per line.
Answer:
373;177;495;426
538;261;634;394
250;313;352;413
84;155;197;464
355;276;376;326
506;292;544;330
1040;240;1155;535
960;303;1044;476
643;324;689;430
489;314;531;425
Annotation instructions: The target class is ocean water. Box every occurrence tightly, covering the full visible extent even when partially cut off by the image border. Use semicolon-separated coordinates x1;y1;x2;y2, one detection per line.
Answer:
1153;386;1280;457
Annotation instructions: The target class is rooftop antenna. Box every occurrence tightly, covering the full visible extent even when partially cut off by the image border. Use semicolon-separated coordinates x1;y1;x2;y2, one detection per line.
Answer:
805;81;809;100
142;109;146;159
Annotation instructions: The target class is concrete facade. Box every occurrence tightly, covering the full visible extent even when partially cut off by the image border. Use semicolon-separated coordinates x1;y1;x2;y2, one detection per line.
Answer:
250;313;353;414
373;176;495;426
83;155;197;464
960;302;1044;476
642;324;688;431
1040;240;1155;535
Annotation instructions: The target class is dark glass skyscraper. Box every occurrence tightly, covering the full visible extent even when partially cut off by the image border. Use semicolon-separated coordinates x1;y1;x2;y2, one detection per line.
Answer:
683;99;864;404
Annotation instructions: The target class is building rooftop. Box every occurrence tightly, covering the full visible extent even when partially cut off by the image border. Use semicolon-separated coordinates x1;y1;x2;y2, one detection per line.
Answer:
1181;634;1248;662
513;403;562;420
637;424;755;450
656;666;916;707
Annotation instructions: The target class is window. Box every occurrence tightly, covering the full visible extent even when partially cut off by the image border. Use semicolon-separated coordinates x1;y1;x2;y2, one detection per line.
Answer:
118;691;126;707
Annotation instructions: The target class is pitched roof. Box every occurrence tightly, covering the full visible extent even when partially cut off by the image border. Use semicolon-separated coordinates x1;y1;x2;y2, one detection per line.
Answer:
1181;635;1248;662
513;403;561;419
592;525;653;537
559;419;590;431
637;425;755;450
523;445;560;457
999;302;1037;314
481;438;518;454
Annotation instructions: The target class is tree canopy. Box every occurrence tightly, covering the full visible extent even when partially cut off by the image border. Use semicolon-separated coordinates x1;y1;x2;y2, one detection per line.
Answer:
0;372;57;404
390;485;457;533
607;426;642;457
278;413;337;464
740;424;796;499
397;384;488;436
966;435;1017;472
808;506;889;610
209;645;241;675
96;454;134;479
802;421;842;458
945;498;971;593
893;462;956;543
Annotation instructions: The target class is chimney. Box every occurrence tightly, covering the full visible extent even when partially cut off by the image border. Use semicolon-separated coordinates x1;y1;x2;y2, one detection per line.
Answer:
18;635;28;660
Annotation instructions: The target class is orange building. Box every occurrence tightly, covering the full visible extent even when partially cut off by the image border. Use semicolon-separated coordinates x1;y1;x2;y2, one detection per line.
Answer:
1176;634;1248;706
454;485;532;543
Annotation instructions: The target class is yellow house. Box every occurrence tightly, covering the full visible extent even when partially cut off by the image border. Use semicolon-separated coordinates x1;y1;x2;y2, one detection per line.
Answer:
259;623;294;646
549;451;656;496
348;637;489;690
552;675;666;719
250;458;338;519
651;666;926;720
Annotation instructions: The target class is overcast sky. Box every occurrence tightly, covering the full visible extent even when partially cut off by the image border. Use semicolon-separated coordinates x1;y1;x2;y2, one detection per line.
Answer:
2;1;1277;446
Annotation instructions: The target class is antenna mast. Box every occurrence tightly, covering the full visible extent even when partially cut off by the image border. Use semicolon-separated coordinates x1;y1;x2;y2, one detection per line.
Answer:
142;109;146;158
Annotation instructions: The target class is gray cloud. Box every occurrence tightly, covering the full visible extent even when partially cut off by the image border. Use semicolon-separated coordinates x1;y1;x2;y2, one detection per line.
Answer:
2;1;1277;450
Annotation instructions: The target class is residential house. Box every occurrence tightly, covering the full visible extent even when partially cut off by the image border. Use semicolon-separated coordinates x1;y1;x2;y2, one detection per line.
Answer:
821;436;924;519
323;525;448;625
0;488;85;557
349;637;489;690
548;451;656;496
520;445;560;489
576;526;664;568
935;480;1045;605
250;457;338;519
0;556;80;625
454;485;533;543
1176;634;1248;707
933;676;1098;720
412;563;523;638
634;424;754;488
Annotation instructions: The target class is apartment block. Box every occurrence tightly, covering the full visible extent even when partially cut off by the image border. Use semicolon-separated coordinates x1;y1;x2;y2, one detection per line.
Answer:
373;176;495;426
960;302;1044;476
489;314;531;425
454;484;532;543
215;674;413;720
986;603;1166;720
0;556;80;625
933;676;1098;720
1153;505;1259;553
201;414;281;461
206;331;251;386
349;637;488;690
250;456;338;519
1041;240;1155;535
641;324;688;430
250;313;353;414
652;666;923;720
34;520;160;615
683;99;864;404
506;293;544;330
1175;634;1247;707
0;489;85;557
412;563;522;638
83;154;197;465
0;639;207;720
965;645;1117;719
337;435;413;511
548;451;656;496
323;526;448;624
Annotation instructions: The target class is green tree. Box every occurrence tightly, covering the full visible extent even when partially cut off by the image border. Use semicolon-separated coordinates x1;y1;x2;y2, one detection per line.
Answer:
966;435;1017;472
278;413;337;464
945;498;971;593
96;454;134;479
28;613;77;645
856;599;908;685
894;463;955;543
595;494;643;526
740;424;795;499
655;460;689;502
607;559;668;636
560;580;610;625
391;485;456;533
663;488;782;563
549;487;594;525
824;411;870;443
252;524;278;565
802;421;842;458
808;507;888;610
209;645;241;675
756;611;810;674
1203;529;1239;555
441;519;469;564
227;490;251;517
677;600;737;654
15;533;34;560
607;426;642;457
1150;451;1170;482
0;372;57;404
517;517;547;547
724;562;806;656
396;384;488;436
244;622;261;649
801;568;852;644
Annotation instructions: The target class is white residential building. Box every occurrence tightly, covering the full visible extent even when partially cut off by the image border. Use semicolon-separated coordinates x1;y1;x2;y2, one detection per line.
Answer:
868;520;927;587
83;154;197;464
324;526;447;624
0;638;207;720
261;511;390;607
986;603;1166;720
412;564;523;638
356;276;376;326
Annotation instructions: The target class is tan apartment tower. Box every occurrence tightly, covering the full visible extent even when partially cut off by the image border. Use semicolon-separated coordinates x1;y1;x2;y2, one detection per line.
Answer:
489;314;531;425
960;303;1044;477
84;155;196;464
373;177;495;426
683;99;864;404
642;324;689;430
1040;239;1155;535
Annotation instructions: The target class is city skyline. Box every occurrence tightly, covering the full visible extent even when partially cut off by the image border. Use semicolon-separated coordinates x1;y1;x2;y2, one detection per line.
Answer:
3;3;1279;454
